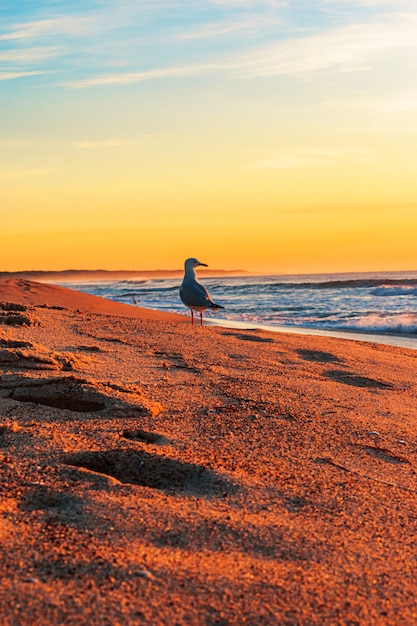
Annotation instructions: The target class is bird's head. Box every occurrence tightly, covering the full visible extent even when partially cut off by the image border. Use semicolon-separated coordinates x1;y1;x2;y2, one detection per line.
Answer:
184;258;208;270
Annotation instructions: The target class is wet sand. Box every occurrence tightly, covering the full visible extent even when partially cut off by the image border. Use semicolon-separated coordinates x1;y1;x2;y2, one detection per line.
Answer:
1;279;417;625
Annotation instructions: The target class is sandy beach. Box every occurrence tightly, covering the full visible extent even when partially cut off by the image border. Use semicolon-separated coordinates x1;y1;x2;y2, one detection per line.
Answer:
1;278;417;625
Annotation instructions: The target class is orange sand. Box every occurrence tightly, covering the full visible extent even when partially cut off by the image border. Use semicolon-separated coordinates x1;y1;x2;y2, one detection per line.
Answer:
1;279;417;625
0;278;187;323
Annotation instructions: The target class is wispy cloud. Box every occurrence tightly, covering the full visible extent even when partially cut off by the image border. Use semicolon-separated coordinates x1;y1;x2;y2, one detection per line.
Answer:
177;22;246;41
235;16;417;77
2;1;416;92
0;47;59;63
65;63;223;88
63;10;417;89
0;16;94;41
249;148;375;169
0;71;46;81
321;0;415;6
176;13;284;41
210;0;286;6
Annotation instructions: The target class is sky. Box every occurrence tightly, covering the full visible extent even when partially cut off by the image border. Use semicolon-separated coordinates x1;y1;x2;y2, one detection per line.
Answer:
1;0;417;274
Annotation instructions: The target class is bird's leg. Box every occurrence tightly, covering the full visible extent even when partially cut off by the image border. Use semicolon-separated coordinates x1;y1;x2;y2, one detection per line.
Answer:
200;312;203;327
191;309;194;325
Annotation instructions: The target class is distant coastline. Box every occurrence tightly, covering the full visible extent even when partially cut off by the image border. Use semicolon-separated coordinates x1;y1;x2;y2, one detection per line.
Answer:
0;268;249;282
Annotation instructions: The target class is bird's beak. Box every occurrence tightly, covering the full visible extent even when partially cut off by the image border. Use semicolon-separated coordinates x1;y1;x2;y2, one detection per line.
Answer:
197;262;208;267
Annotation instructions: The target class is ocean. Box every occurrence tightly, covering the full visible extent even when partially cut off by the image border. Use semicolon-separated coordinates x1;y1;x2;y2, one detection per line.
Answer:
60;270;417;350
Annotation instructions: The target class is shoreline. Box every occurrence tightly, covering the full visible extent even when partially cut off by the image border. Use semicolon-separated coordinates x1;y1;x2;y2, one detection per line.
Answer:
206;317;417;351
53;274;417;352
2;277;415;350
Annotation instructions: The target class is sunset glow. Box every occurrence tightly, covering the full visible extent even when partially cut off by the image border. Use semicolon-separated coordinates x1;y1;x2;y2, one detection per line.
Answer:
1;1;417;274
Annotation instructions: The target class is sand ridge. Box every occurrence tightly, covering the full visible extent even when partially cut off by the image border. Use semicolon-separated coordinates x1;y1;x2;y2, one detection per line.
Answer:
0;278;187;323
1;280;417;624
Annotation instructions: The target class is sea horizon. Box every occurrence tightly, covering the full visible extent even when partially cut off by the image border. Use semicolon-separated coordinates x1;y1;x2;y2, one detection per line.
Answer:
1;267;417;282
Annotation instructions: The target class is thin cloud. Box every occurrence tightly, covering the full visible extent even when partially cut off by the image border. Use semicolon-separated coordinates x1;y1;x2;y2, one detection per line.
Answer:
0;3;176;44
249;148;375;169
3;2;416;91
321;0;415;6
235;17;417;77
177;22;246;41
0;71;46;81
65;63;222;89
177;13;284;41
210;0;286;6
65;12;417;89
0;16;94;41
0;47;59;63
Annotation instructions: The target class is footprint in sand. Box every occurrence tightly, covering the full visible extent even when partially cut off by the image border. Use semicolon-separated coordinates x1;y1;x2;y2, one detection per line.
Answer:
228;333;275;343
0;311;36;326
64;449;236;497
0;339;32;349
296;349;343;364
0;302;27;312
19;485;83;514
322;369;394;389
121;429;168;445
0;375;160;416
0;340;82;371
0;302;37;326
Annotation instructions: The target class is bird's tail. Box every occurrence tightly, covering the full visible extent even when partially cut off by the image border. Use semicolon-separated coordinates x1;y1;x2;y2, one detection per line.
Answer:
211;303;225;310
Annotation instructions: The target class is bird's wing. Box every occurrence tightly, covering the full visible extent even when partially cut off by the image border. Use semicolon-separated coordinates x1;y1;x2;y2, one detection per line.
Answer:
180;280;213;308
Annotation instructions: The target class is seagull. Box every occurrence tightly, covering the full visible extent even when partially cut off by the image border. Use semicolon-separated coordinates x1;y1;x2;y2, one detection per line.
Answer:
179;258;224;326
